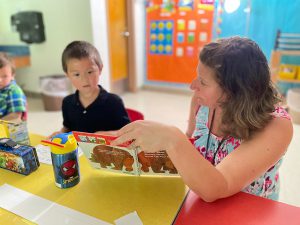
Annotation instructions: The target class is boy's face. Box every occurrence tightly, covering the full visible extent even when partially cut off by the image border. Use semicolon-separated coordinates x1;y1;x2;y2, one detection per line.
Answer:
0;65;14;90
66;57;102;95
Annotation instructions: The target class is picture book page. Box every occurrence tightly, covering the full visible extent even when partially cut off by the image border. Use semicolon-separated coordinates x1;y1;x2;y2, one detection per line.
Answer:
137;150;178;175
73;131;139;175
73;131;178;176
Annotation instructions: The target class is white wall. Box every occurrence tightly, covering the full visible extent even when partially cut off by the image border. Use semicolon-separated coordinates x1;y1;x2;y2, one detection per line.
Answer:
133;0;146;88
0;0;94;93
89;0;110;91
0;0;145;93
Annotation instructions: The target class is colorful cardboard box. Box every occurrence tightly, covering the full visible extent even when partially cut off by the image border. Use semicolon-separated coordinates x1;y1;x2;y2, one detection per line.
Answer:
0;120;30;145
0;138;39;175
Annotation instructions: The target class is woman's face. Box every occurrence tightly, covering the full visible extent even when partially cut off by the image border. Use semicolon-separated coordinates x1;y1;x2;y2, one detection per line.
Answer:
190;60;225;108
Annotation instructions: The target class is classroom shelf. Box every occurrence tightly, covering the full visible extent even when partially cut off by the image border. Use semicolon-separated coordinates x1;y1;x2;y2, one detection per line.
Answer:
270;50;300;83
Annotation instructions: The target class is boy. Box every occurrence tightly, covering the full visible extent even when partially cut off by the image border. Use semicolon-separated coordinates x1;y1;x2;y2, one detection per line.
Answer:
49;41;130;137
0;52;27;121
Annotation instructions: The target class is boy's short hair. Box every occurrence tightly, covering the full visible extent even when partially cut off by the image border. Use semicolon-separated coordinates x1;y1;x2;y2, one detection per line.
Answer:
0;52;16;75
61;41;103;73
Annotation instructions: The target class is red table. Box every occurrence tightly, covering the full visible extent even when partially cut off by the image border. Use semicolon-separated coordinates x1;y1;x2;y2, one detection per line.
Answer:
173;191;300;225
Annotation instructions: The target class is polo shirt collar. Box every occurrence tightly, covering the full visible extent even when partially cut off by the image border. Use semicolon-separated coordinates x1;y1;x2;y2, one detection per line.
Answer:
71;85;108;106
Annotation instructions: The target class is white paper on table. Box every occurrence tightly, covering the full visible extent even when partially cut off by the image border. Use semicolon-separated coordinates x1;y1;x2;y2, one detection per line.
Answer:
114;211;143;225
35;144;52;165
35;144;83;165
0;184;112;225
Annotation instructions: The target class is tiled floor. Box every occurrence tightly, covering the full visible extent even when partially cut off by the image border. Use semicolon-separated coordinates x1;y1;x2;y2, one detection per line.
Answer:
27;90;300;207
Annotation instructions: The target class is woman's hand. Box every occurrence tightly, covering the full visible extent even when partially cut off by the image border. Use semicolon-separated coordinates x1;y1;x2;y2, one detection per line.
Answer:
95;130;119;136
111;120;182;153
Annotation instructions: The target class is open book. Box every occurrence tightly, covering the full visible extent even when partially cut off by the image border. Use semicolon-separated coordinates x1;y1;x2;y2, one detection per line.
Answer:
73;131;178;176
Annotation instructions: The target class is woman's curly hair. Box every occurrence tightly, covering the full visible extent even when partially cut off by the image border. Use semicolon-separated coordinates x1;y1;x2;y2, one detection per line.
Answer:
200;37;281;139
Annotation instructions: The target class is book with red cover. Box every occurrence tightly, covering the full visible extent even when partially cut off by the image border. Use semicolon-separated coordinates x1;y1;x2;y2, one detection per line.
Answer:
73;131;178;176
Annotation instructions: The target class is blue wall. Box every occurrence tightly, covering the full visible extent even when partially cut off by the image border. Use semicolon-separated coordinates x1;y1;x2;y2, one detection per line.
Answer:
216;0;300;61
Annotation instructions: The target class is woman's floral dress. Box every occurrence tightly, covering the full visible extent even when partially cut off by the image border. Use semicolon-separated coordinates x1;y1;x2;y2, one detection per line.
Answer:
192;106;290;200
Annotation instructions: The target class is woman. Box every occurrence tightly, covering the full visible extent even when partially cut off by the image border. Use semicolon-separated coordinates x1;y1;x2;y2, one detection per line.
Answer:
111;37;293;202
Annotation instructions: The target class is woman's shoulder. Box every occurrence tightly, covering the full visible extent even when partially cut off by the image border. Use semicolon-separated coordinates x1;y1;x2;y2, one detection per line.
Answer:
271;106;291;120
268;106;292;133
260;107;293;146
243;107;293;160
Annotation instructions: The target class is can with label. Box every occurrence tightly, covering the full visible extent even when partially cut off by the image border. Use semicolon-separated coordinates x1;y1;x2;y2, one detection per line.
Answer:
43;132;80;188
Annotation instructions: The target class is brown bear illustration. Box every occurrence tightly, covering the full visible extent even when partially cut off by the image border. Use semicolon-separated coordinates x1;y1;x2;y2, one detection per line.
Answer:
137;151;151;172
92;145;112;168
141;151;178;174
92;145;134;171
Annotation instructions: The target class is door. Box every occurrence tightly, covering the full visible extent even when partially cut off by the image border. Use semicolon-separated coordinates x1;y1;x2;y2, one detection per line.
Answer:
107;0;134;94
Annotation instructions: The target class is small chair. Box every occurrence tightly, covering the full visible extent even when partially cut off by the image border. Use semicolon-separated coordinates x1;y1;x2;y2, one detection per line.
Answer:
22;103;28;121
126;108;144;122
22;111;28;121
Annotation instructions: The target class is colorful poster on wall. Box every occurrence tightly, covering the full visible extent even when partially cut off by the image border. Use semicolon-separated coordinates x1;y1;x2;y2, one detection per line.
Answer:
161;0;176;14
200;0;214;4
178;0;194;11
146;0;214;84
149;20;174;55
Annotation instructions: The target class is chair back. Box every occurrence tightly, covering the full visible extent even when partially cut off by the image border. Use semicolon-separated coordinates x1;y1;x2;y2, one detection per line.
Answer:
22;103;28;121
126;108;144;122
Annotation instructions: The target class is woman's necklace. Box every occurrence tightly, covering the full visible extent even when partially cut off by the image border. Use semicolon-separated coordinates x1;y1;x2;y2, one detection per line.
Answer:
205;109;226;165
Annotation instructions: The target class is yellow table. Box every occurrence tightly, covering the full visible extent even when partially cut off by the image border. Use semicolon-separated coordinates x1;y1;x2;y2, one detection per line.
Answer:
0;134;187;225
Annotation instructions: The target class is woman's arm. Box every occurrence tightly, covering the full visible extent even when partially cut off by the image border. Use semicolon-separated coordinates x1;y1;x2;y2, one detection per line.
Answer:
167;117;293;202
112;118;293;202
95;130;118;136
